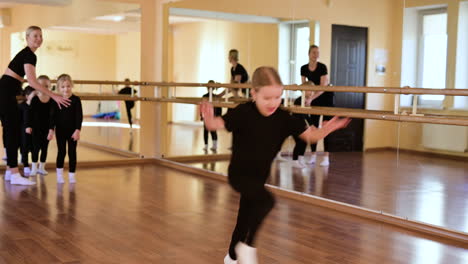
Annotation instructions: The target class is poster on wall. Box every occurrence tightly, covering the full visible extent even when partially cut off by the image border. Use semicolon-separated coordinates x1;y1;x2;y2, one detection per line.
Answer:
374;48;388;75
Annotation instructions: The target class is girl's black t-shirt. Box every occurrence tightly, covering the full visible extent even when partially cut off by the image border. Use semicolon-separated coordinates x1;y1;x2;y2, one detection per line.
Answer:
222;102;306;179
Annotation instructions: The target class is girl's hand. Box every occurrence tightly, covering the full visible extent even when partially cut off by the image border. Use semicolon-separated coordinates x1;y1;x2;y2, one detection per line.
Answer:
71;130;80;141
200;101;214;120
51;93;71;109
25;127;32;134
47;129;54;141
322;117;351;132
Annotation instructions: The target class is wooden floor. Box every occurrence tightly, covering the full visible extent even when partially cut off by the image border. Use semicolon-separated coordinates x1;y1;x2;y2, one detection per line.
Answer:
0;142;127;164
0;164;466;264
188;151;468;233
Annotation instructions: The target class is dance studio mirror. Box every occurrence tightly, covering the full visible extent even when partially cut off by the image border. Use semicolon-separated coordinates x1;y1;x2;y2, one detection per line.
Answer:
8;29;141;162
167;0;468;235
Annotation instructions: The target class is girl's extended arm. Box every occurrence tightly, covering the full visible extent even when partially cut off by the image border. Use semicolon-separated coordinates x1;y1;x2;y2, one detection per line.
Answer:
299;116;350;143
200;101;225;131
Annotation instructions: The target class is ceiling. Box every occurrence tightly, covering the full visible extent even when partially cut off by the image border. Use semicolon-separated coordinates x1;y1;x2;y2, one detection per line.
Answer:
0;0;71;7
0;1;280;34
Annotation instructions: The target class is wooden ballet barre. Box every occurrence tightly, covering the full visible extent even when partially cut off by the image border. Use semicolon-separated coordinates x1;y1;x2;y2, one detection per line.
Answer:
72;94;468;126
52;80;468;96
77;93;142;101
152;97;468;126
283;85;468;96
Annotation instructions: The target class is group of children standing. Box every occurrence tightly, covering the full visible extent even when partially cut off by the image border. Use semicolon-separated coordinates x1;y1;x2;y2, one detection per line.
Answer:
6;74;83;185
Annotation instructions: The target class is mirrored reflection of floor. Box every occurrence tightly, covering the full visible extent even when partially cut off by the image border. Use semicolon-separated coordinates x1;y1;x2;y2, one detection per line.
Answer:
78;119;296;157
0;164;466;263
80;118;140;153
186;150;468;233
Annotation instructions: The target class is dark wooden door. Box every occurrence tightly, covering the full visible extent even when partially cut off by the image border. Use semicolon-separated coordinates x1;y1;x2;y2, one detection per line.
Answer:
329;24;368;152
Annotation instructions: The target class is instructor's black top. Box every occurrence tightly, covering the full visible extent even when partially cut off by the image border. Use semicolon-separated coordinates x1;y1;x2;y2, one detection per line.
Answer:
50;95;83;134
8;47;37;77
222;102;306;180
230;64;249;83
300;62;334;107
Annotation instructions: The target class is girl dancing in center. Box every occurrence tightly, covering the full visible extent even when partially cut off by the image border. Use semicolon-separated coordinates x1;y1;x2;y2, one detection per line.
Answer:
201;66;350;264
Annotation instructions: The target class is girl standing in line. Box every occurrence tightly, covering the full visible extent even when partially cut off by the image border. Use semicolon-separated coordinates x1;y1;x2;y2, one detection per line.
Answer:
48;74;83;184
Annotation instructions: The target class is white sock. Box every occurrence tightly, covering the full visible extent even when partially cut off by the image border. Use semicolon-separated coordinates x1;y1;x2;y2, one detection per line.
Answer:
4;170;11;181
56;168;64;183
307;154;317;164
30;162;38;176
211;140;218;149
224;253;238;264
69;172;76;183
320;155;330;166
10;173;35;185
235;242;258;264
38;162;48;175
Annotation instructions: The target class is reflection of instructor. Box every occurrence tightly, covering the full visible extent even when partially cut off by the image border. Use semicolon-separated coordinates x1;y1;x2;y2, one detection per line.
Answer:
300;45;334;166
228;49;249;95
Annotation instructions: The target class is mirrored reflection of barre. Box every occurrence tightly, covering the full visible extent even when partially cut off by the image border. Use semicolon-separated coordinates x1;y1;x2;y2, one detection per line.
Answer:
62;80;468;95
67;94;468;127
39;80;468;126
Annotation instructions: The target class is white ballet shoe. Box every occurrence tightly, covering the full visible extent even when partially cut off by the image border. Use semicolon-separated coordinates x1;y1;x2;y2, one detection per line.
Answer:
30;162;38;176
210;140;218;151
275;152;288;161
4;170;11;181
224;253;238;264
306;154;317;164
23;167;31;176
69;172;76;183
10;173;35;185
235;242;258;264
56;168;65;184
38;162;48;175
320;156;330;167
291;160;306;168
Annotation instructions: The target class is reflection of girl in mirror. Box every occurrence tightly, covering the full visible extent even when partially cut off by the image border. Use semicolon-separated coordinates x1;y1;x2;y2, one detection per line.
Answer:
292;81;315;167
300;45;334;166
229;49;249;95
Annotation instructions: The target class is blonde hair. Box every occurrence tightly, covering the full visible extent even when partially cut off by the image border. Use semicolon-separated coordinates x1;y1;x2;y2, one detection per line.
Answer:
26;26;42;38
229;49;239;62
37;75;50;81
251;66;283;91
57;73;73;88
